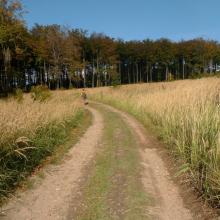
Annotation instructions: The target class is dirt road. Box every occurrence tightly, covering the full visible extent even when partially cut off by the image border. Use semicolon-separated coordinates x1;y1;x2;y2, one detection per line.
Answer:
0;103;213;220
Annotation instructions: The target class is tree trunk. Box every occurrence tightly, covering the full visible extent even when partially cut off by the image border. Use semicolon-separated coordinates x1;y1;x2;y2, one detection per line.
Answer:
136;62;139;83
104;66;107;86
44;60;47;83
183;63;185;80
133;64;135;83
140;63;142;82
150;65;152;82
92;58;95;88
128;64;131;84
96;54;99;87
209;59;213;74
119;61;121;84
83;51;86;88
146;63;149;83
165;65;168;81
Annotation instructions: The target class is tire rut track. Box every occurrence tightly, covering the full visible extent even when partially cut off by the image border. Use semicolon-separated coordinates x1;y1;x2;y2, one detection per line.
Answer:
97;103;193;220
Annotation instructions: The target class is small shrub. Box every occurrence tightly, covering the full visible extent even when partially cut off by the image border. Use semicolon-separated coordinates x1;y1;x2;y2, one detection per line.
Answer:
215;72;220;78
189;72;202;79
13;89;24;103
31;85;51;102
168;73;174;81
111;73;121;87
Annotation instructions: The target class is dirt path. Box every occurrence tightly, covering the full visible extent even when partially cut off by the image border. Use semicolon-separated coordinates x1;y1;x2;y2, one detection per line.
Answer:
98;103;194;220
1;103;210;220
1;107;103;220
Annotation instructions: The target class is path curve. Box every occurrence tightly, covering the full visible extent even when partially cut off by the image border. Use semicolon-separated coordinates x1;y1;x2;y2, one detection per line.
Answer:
1;107;103;220
96;102;193;220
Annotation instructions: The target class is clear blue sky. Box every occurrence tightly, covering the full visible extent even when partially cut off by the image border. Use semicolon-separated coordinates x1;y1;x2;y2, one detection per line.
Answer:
21;0;220;42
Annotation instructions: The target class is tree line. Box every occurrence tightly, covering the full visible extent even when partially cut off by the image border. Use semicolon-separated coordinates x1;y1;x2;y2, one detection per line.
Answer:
1;0;220;94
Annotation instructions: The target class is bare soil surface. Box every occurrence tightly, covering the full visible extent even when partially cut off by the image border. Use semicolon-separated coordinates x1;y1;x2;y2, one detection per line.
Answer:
0;103;217;220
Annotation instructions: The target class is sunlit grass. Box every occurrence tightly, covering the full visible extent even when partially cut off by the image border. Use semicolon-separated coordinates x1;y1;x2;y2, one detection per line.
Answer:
0;90;83;201
0;90;80;150
90;78;220;205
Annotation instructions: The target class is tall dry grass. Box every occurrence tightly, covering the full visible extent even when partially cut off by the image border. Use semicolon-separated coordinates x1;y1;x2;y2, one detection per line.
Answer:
0;90;83;199
90;78;220;205
0;90;80;150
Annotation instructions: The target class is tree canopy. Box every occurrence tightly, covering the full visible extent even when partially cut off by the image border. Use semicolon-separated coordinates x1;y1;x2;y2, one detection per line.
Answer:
1;0;220;93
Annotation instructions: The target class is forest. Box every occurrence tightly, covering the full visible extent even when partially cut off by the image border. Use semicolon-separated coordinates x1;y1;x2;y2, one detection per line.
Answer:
1;0;220;95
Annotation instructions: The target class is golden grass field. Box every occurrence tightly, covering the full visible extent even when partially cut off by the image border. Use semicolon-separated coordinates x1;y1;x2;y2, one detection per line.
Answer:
0;90;81;150
0;78;220;206
0;89;83;199
90;78;220;204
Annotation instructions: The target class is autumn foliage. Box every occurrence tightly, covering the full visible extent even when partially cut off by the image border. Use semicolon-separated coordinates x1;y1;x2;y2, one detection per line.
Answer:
0;0;220;94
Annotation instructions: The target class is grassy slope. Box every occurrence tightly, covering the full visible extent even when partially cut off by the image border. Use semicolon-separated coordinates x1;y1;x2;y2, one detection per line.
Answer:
0;109;92;203
75;104;150;220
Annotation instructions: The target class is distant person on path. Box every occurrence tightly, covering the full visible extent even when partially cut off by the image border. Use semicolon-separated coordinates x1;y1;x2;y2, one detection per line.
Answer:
81;88;88;105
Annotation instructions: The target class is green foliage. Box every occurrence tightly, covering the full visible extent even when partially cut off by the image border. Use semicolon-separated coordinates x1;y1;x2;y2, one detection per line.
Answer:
189;72;217;79
111;73;121;87
189;72;203;79
1;1;220;90
13;88;24;102
1;1;220;89
168;73;174;81
0;110;85;202
31;85;51;102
